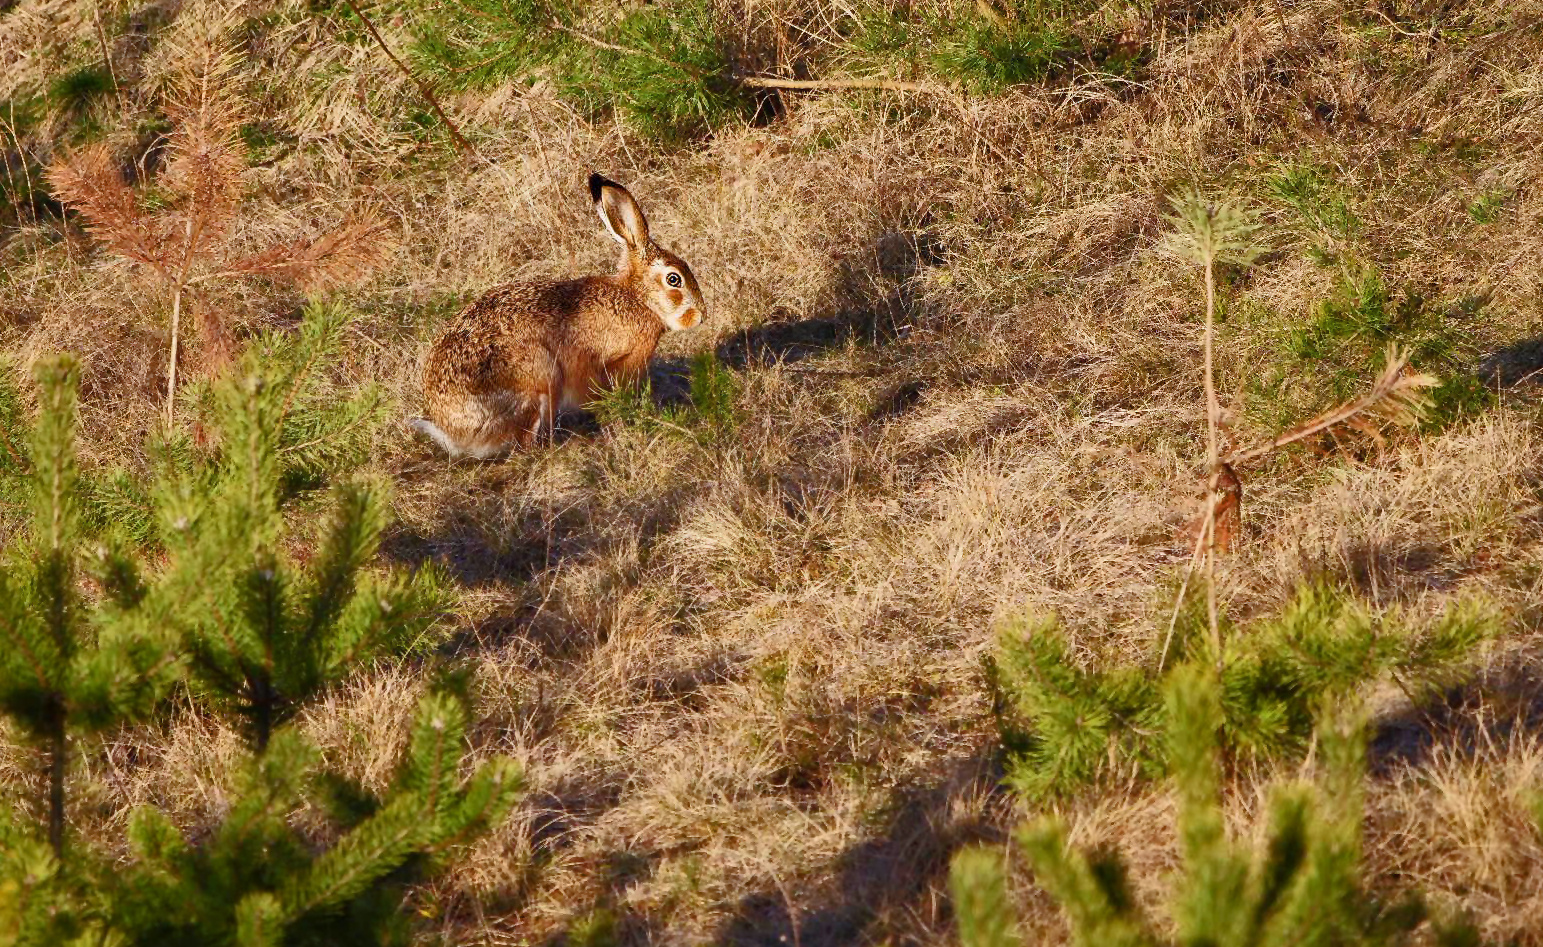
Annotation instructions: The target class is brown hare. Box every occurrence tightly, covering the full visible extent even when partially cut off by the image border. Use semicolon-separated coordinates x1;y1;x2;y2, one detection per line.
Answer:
409;173;705;458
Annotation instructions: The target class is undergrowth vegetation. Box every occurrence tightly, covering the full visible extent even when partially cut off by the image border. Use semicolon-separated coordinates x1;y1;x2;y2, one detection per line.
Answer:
990;584;1496;800
955;667;1482;947
0;355;515;945
2;0;1543;943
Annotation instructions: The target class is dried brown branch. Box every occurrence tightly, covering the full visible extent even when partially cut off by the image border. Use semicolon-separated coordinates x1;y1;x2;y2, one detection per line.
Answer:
218;214;394;290
161;39;246;248
191;293;237;373
1178;462;1240;552
1228;345;1438;465
46;144;173;274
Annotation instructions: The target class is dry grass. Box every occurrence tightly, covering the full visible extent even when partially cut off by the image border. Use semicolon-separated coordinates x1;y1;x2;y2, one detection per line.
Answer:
4;0;1543;943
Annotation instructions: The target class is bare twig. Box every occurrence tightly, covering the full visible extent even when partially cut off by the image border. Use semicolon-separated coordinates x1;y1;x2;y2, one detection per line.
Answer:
91;1;125;113
1201;236;1221;656
1159;517;1209;672
337;0;481;161
167;217;192;425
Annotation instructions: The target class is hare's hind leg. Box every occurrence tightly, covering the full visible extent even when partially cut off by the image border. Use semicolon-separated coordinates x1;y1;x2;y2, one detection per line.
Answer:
460;389;558;457
528;391;556;446
425;342;560;457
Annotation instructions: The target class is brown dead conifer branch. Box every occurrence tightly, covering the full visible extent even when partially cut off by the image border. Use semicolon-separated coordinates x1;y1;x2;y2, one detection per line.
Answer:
47;144;172;273
217;214;394;290
1227;345;1438;465
48;37;392;423
191;294;237;371
161;40;246;249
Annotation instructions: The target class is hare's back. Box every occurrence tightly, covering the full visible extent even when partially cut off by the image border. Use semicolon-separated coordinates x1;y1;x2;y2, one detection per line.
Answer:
447;281;574;335
425;282;568;396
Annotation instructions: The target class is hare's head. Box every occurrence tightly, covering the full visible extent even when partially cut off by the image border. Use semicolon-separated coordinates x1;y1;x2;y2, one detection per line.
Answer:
590;173;705;331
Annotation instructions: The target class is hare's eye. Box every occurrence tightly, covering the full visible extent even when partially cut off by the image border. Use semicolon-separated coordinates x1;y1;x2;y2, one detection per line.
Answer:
665;272;682;288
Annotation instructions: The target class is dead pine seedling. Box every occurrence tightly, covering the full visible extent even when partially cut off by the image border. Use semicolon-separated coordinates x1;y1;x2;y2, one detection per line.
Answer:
1159;191;1438;667
47;35;391;425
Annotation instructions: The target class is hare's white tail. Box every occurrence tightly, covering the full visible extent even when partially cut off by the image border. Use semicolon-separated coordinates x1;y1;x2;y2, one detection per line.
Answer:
407;417;464;458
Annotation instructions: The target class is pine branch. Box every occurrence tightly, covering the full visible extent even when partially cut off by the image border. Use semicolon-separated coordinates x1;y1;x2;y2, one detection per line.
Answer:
126;806;190;867
46;144;176;275
160;30;246;247
235;892;285;947
950;847;1023;947
324;569;447;671
300;482;385;646
30;357;81;558
1018;819;1154;947
423;757;522;855
549;20;689;69
215;730;318;853
399;691;465;807
277;790;430;918
551;18;955;94
1228;345;1438;464
0;579;56;692
216;213;394;291
733;72;955;93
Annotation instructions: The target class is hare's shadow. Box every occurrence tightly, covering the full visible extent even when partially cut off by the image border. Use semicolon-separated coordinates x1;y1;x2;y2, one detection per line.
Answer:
715;229;946;372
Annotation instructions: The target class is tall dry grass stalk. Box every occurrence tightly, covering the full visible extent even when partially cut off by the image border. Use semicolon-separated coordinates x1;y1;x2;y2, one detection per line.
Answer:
47;33;391;424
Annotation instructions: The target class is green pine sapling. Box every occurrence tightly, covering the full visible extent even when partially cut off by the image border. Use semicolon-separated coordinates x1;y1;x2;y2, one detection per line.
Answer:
0;347;518;945
989;583;1493;799
0;357;180;856
955;666;1478;946
150;303;436;753
109;689;521;946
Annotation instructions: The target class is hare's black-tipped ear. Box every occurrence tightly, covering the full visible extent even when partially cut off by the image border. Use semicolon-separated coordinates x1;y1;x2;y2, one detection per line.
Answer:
589;172;650;251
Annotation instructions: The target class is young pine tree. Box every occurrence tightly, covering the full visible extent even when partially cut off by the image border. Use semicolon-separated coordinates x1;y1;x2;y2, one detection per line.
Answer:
146;306;444;753
954;666;1477;947
47;31;390;423
989;584;1493;799
0;349;519;945
0;357;179;856
108;689;521;946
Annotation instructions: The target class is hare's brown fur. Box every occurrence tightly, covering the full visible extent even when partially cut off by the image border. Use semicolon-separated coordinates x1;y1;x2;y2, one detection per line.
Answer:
410;174;703;459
